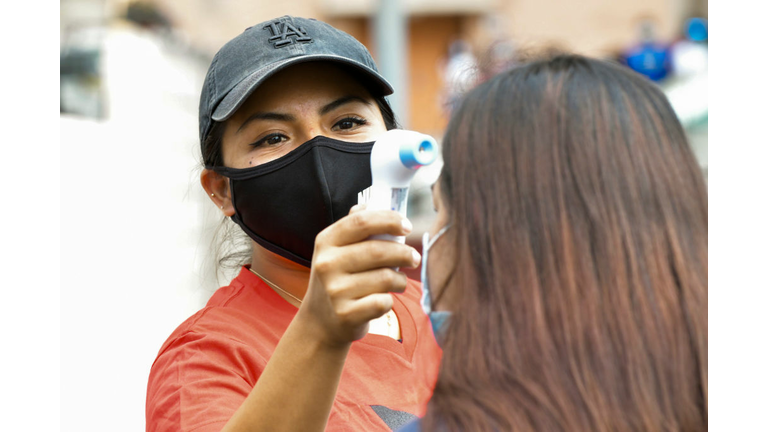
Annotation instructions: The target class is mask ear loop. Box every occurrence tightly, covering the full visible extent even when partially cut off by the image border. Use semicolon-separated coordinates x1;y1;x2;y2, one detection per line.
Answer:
430;259;456;310
425;224;455;310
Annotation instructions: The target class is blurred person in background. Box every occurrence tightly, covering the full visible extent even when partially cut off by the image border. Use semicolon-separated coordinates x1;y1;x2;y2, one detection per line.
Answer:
440;39;478;116
146;16;442;432
401;54;707;431
620;18;672;82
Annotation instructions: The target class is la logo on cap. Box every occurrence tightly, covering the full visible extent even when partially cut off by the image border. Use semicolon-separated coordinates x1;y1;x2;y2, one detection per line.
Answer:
264;21;312;48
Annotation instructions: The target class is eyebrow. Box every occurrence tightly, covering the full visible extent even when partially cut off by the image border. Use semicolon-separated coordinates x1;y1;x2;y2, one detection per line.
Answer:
237;112;296;133
319;95;372;116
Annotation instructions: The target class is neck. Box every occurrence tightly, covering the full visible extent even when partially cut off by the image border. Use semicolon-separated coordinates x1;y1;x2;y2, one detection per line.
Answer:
249;241;311;304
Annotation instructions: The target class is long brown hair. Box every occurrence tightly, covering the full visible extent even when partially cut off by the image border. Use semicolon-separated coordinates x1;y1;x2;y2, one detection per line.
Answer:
425;54;707;431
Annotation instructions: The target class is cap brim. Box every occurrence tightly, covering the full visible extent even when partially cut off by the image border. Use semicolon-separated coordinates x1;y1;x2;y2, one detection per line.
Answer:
212;54;394;122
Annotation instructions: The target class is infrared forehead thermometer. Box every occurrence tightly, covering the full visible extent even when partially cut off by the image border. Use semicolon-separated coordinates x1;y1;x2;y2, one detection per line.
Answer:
358;129;438;243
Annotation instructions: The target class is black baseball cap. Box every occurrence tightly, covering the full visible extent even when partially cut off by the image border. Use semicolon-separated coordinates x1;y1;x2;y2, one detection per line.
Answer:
199;15;394;147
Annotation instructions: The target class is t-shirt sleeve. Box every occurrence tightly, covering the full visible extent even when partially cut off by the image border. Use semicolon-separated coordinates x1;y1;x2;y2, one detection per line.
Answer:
146;330;265;432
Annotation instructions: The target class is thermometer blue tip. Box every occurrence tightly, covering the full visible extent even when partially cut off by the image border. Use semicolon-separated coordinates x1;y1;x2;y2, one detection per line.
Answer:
400;138;437;168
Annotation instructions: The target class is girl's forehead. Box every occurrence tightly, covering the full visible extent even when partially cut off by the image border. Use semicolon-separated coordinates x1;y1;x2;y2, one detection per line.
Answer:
237;63;373;113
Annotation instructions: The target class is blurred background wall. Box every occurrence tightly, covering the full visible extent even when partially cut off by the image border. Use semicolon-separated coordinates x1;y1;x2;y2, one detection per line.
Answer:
60;1;707;430
63;0;707;131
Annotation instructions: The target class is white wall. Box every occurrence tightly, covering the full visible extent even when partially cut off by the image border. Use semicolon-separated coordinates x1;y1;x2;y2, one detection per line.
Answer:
61;25;222;431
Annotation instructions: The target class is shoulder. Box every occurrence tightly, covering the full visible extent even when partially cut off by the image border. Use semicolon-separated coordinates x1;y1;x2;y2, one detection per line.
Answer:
150;293;280;371
149;271;280;377
152;308;260;359
152;291;253;359
148;306;271;390
146;324;262;431
146;314;266;431
146;301;270;431
147;268;288;431
154;267;284;354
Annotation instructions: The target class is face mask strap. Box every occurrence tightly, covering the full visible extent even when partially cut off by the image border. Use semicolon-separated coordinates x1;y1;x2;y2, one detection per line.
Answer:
431;263;456;310
421;223;453;312
430;224;452;244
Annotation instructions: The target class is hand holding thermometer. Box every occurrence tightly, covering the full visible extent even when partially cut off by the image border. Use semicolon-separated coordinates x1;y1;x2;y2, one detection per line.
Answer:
358;129;438;243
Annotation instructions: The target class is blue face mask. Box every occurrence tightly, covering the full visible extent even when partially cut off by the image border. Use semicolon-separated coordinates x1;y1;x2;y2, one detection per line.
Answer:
421;224;452;345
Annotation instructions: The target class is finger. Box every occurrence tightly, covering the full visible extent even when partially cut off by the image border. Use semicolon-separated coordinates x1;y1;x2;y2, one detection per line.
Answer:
349;204;367;214
332;240;421;273
320;210;412;247
327;269;408;301
337;293;394;325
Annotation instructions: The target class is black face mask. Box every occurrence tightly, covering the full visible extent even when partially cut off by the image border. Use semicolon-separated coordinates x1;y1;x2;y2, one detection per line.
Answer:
210;136;374;267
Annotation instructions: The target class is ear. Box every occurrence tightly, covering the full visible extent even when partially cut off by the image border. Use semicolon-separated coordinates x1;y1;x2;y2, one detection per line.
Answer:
201;169;235;216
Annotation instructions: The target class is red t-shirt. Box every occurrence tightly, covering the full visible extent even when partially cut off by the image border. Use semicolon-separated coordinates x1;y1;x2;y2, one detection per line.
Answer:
146;266;442;431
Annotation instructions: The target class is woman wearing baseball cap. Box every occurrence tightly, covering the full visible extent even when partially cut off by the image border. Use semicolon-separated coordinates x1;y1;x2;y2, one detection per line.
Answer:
146;16;442;432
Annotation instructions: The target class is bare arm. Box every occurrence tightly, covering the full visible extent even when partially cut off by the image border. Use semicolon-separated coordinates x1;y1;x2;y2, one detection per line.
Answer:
220;313;350;432
221;207;420;432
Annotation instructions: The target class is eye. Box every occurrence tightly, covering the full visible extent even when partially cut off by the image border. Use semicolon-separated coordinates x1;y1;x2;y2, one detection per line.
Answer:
251;133;288;148
332;116;368;132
